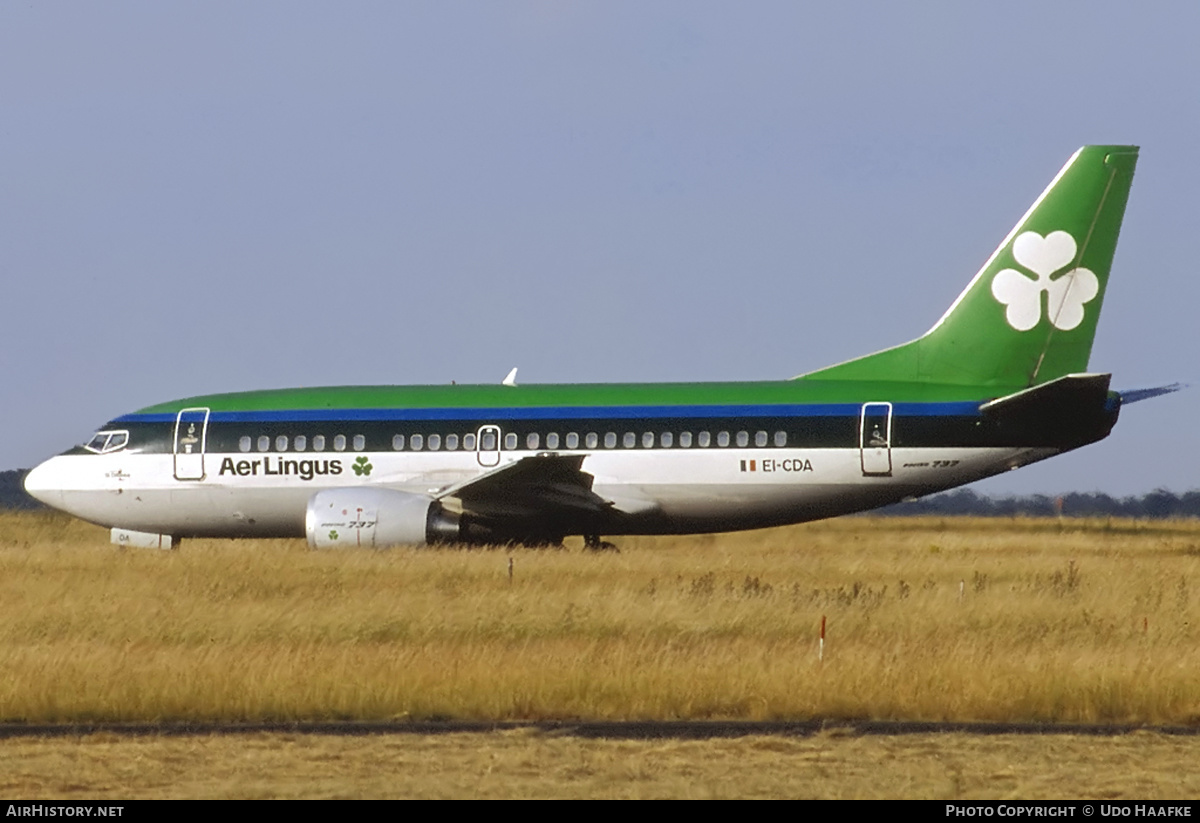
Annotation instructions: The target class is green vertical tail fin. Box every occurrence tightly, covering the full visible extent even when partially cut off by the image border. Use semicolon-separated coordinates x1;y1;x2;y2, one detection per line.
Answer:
799;146;1138;389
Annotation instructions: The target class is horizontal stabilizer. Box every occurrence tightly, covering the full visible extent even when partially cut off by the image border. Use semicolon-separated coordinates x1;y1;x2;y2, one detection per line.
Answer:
979;373;1112;415
1117;382;1185;405
979;373;1115;448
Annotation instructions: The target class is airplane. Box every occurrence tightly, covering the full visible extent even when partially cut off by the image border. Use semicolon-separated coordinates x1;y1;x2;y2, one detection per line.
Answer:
23;145;1170;549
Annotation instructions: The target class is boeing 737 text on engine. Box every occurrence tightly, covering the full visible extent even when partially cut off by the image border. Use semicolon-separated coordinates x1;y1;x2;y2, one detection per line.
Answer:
25;146;1175;549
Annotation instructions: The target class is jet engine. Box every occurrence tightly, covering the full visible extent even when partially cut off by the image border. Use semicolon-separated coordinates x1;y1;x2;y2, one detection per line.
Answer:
305;488;461;548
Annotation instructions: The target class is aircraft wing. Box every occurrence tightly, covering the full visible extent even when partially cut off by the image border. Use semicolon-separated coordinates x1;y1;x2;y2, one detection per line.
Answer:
432;454;616;520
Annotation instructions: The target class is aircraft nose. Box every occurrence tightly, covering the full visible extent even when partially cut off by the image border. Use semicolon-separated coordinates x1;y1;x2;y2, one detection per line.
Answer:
23;460;64;509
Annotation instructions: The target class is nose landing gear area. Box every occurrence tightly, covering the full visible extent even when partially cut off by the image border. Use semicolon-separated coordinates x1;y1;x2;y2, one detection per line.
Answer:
112;528;174;550
584;534;620;553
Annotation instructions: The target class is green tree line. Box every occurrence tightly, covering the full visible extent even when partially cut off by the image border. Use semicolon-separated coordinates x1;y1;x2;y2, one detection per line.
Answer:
877;488;1200;519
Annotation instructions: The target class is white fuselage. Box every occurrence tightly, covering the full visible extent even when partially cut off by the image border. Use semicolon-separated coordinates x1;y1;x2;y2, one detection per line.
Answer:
24;443;1054;539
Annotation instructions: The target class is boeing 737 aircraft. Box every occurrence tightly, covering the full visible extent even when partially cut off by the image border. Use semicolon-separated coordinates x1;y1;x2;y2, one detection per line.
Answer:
24;146;1168;549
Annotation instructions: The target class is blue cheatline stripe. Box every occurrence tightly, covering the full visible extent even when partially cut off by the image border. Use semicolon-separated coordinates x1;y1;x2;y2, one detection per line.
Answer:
116;401;981;424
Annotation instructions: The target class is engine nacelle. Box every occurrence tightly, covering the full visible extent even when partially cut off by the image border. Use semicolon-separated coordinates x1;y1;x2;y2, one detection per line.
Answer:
305;487;460;548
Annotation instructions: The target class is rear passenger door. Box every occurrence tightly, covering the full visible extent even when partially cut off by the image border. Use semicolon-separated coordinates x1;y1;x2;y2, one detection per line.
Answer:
859;402;893;476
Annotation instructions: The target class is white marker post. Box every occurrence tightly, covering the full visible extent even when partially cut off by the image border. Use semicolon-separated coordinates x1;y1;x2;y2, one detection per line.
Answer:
819;615;826;663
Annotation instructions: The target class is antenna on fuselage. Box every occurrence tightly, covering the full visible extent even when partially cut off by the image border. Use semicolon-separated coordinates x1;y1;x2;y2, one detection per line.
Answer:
502;367;518;387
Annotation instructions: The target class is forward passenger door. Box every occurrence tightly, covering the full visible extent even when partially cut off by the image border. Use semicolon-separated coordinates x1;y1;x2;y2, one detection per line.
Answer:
173;407;210;481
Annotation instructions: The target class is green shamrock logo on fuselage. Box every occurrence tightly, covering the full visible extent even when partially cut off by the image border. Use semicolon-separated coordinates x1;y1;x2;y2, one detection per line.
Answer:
352;455;373;477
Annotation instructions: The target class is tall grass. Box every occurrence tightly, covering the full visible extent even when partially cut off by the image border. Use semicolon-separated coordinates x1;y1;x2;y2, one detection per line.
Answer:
1;511;1197;723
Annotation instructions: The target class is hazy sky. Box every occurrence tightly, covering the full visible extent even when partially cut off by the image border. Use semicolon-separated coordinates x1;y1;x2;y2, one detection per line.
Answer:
2;2;1196;495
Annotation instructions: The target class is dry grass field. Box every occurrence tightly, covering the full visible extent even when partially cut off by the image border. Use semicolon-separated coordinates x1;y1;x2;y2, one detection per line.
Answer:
3;729;1199;799
3;509;1200;798
1;510;1198;725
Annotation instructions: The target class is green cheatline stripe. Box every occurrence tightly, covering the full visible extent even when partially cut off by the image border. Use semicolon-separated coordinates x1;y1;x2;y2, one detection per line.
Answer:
132;379;1016;415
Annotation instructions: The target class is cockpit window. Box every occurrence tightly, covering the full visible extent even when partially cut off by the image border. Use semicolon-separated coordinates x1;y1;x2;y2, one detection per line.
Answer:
84;430;129;454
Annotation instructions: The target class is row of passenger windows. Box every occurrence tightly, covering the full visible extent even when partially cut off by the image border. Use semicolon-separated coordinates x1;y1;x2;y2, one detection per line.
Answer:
238;434;364;453
237;429;789;453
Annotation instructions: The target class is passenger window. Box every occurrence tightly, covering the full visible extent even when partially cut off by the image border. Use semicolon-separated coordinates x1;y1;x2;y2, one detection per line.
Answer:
504;432;518;450
660;432;673;448
239;436;251;453
566;432;579;449
410;434;424;451
586;432;599;449
334;434;346;452
736;431;749;448
718;431;730;447
755;431;768;447
679;432;692;448
276;435;289;452
446;434;459;451
353;434;366;451
313;435;326;452
257;435;270;452
623;432;636;449
774;431;787;447
428;434;441;451
295;435;307;452
698;431;711;447
546;432;559;449
392;434;405;451
481;431;496;450
642;432;654;448
463;433;476;450
604;433;617;449
526;432;540;450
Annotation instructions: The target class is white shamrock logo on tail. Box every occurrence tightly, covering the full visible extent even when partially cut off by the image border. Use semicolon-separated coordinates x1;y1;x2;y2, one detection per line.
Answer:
990;231;1099;331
